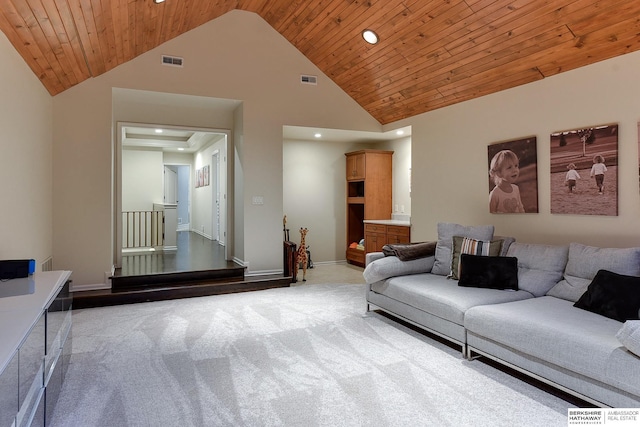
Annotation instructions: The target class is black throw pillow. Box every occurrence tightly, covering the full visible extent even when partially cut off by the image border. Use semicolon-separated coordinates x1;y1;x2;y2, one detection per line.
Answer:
573;269;640;322
458;254;518;290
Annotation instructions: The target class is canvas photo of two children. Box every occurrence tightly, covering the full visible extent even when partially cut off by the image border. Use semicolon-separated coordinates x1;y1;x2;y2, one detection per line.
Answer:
549;124;618;216
487;124;618;216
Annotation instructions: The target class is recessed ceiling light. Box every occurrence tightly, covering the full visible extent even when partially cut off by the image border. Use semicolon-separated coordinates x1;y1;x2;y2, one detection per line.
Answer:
178;148;184;151
155;129;163;133
154;0;165;3
396;130;404;136
362;29;379;45
314;133;322;138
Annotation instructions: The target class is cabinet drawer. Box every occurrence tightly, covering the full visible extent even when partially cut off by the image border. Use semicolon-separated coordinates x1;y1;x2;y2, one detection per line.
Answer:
386;225;410;237
387;234;410;245
364;223;386;233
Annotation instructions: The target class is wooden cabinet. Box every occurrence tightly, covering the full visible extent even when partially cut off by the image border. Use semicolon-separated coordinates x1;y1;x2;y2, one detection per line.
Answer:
346;152;366;181
364;223;411;253
345;150;393;266
386;225;411;245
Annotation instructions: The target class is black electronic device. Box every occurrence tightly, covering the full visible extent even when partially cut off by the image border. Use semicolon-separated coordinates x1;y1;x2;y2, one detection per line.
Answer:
0;259;36;280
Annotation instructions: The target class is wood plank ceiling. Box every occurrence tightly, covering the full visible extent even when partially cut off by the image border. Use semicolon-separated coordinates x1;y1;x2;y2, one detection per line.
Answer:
1;0;639;125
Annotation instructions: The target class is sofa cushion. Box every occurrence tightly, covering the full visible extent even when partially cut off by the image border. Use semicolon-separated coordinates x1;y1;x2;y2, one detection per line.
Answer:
617;321;640;358
363;255;435;284
431;223;494;276
450;236;503;280
465;296;640;397
573;270;640;322
547;243;640;302
505;242;568;297
370;273;532;325
458;254;518;290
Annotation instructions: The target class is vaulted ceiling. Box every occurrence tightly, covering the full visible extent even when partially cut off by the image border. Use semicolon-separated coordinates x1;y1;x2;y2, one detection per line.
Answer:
2;0;639;125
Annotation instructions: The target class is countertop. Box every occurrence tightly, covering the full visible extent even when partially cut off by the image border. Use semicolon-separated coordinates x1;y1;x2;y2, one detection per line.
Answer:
363;219;411;226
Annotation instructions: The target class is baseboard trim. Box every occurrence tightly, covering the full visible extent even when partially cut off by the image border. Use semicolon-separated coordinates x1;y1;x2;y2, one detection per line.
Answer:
312;260;348;266
71;283;111;293
191;229;213;240
246;269;283;277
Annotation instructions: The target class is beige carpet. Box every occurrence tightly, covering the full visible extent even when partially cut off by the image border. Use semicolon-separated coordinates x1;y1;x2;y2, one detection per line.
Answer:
291;262;365;286
49;281;572;427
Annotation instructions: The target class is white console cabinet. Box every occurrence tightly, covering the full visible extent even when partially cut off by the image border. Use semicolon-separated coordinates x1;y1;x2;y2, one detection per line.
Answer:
0;271;72;427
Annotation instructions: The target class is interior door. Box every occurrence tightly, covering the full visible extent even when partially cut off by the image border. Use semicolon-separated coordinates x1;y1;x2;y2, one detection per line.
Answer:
164;166;178;204
212;153;220;242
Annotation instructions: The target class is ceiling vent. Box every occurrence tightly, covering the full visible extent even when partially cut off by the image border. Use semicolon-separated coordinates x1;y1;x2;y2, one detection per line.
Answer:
161;55;184;67
301;75;317;85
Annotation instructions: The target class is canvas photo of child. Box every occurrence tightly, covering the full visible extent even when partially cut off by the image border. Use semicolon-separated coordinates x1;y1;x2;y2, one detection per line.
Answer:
550;124;618;216
487;137;538;214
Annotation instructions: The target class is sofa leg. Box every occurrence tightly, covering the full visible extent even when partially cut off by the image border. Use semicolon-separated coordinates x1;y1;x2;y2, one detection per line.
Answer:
362;302;373;317
466;347;481;361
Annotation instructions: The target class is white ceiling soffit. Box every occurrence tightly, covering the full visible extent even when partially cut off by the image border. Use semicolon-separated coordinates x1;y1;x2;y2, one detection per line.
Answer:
283;125;411;143
122;125;225;153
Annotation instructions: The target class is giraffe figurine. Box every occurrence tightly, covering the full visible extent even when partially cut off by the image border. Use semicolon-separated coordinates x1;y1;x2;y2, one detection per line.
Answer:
295;227;309;282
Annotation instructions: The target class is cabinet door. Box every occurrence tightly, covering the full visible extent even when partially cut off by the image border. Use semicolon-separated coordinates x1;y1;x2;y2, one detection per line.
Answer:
365;232;386;253
364;223;387;253
386;225;410;244
346;153;365;181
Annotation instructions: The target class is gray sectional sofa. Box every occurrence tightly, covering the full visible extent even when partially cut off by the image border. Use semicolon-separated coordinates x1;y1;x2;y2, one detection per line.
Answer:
363;223;640;408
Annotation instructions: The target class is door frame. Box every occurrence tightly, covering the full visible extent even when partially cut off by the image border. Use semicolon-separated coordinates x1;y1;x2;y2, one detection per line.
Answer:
114;122;231;269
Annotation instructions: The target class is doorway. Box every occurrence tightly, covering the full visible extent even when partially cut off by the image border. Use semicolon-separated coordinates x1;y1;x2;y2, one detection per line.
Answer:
115;122;230;272
211;151;222;244
165;164;191;231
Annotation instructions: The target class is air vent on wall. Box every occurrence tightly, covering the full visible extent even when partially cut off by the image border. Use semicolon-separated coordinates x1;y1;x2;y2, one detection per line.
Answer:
161;55;184;67
301;75;317;85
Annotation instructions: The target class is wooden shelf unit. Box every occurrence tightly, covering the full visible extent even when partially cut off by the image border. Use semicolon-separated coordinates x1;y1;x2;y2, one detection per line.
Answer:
345;150;393;266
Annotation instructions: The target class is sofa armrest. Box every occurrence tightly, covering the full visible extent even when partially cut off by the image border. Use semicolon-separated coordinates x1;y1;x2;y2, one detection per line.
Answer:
366;252;385;266
363;255;435;284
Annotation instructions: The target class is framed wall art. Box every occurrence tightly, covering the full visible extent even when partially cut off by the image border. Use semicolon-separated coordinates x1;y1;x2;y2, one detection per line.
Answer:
550;123;618;216
195;165;210;188
487;137;538;214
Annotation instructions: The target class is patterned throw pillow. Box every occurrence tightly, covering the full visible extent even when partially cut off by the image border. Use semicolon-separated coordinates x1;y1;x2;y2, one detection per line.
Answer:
450;236;503;280
431;223;495;276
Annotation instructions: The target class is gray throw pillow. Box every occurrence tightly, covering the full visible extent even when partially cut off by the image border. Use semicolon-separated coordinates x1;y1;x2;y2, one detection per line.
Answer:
431;223;494;276
616;320;640;358
506;242;568;297
547;243;640;302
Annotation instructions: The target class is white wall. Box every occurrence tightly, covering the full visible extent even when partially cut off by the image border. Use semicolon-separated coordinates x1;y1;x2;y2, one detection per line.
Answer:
52;10;379;284
377;136;412;218
283;137;411;263
192;137;227;241
121;148;164;211
0;31;53;270
283;140;351;262
390;50;640;248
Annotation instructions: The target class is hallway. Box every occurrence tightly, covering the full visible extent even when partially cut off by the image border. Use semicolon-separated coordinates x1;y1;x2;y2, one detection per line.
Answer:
115;231;236;277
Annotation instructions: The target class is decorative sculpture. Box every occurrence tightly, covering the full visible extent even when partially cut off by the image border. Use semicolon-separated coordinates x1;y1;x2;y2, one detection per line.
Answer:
295;227;308;282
